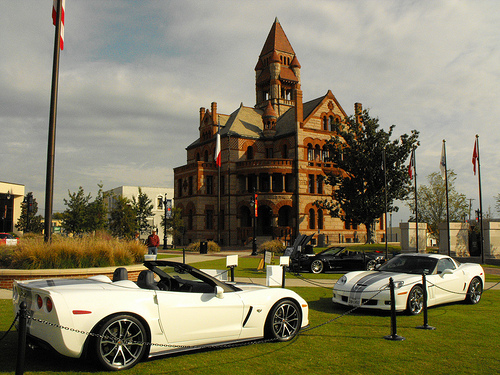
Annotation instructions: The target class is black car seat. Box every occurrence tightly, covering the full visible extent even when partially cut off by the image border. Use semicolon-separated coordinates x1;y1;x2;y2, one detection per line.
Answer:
112;267;128;282
137;270;159;290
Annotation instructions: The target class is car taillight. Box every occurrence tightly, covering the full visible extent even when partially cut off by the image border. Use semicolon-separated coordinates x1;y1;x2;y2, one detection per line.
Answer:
45;297;53;312
37;295;43;309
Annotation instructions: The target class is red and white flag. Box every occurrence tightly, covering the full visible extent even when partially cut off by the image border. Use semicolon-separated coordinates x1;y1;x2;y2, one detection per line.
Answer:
472;138;478;175
408;150;414;180
52;0;65;50
214;132;221;167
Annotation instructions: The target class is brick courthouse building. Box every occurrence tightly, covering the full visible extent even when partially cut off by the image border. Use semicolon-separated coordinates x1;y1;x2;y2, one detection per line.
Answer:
174;19;385;247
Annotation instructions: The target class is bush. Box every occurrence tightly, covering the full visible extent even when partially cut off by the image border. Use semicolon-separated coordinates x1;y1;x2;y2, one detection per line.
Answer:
185;240;221;253
258;239;285;255
0;233;146;269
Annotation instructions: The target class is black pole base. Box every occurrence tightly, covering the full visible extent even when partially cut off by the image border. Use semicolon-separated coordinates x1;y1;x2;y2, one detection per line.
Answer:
416;324;436;330
384;334;405;341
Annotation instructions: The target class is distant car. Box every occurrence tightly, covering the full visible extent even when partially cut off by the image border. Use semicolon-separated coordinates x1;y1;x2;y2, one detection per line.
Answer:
332;253;484;315
13;260;309;370
290;246;386;274
0;233;18;246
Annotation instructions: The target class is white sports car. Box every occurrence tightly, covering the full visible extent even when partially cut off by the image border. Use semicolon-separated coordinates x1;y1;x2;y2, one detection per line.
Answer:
332;253;484;315
13;260;309;370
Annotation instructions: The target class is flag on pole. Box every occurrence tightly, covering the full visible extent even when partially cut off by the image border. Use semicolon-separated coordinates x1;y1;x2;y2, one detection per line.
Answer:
52;0;65;50
408;149;414;180
472;138;478;175
440;141;446;180
214;129;221;167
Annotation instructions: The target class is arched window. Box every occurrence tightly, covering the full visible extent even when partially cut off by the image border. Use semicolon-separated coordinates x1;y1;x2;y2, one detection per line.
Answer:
196;153;200;162
307;144;314;161
322;146;330;162
318;209;324;230
309;208;316;229
329;116;335;131
188;209;193;230
314;145;321;161
204;150;209;162
323;116;328;131
247;146;254;160
282;144;288;158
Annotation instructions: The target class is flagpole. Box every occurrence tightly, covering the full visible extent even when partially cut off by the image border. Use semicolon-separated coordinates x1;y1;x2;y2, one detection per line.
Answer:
44;0;62;243
216;118;221;245
383;148;388;259
475;135;484;264
413;148;419;253
442;140;451;256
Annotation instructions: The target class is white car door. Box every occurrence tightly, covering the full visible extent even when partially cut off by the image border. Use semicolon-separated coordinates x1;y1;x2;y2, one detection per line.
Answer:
429;258;465;304
156;287;245;345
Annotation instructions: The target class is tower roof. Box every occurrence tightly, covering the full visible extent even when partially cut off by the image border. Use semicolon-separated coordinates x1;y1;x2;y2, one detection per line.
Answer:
259;18;295;57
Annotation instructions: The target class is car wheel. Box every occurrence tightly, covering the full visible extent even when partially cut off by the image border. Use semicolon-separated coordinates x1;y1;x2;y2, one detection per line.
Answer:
94;314;148;371
406;285;424;315
265;299;302;342
366;260;377;270
465;277;482;304
310;260;324;274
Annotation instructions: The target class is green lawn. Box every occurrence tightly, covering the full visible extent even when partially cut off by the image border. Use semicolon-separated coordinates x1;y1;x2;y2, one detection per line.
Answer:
1;287;499;374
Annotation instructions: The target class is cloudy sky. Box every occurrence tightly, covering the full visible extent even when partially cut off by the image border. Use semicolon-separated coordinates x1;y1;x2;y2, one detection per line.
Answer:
1;0;499;224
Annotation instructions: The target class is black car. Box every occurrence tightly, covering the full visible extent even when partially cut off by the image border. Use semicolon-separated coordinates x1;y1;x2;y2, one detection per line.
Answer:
290;246;386;274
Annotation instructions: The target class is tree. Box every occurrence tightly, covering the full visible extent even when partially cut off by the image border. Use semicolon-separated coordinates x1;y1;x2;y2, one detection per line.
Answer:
316;109;419;243
496;193;500;215
86;183;109;233
109;195;137;239
163;207;185;246
15;193;44;233
407;170;468;241
132;187;154;235
62;187;92;235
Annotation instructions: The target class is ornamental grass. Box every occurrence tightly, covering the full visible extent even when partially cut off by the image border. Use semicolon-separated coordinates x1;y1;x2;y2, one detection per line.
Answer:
0;232;146;269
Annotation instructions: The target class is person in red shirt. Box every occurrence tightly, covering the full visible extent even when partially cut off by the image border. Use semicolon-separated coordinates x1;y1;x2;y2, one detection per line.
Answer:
147;230;160;255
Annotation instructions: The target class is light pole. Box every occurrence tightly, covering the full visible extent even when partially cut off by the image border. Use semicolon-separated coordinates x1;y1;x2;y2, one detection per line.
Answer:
250;189;258;256
162;194;172;250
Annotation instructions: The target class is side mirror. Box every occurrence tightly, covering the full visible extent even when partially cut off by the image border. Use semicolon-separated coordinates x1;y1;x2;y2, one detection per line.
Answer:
215;286;224;299
441;269;454;276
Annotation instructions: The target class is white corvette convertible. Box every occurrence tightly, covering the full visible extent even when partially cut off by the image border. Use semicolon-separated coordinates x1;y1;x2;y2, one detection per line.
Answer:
13;260;309;370
332;253;484;315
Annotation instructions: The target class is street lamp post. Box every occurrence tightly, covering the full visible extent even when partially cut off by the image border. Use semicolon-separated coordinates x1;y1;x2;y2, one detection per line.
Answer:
162;194;172;250
250;189;258;256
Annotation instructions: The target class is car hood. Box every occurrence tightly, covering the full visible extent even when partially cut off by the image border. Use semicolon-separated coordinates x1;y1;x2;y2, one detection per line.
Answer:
338;271;420;290
231;282;268;291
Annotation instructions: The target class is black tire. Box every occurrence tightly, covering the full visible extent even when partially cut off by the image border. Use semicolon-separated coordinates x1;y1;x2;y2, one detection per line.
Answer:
366;260;377;270
310;260;324;274
465;277;482;304
265;299;302;342
406;285;424;315
94;314;148;371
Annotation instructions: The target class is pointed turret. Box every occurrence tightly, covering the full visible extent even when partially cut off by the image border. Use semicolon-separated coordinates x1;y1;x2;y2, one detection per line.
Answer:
255;18;302;117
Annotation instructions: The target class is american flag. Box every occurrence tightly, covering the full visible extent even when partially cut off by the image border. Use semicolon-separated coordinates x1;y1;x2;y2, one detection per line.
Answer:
52;0;65;50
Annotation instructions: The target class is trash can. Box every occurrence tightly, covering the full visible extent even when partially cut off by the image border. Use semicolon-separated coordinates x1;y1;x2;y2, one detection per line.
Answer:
200;241;208;254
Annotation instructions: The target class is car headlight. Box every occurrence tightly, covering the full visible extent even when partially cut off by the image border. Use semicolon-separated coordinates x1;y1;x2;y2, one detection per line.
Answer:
337;275;347;286
380;280;404;290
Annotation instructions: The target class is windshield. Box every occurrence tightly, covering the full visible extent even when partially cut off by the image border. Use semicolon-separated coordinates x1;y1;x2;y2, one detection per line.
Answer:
320;247;345;256
379;255;438;275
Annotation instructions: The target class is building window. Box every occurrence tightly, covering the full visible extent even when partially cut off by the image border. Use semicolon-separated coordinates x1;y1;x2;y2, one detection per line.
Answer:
309;209;315;229
323;116;328;131
157;196;163;210
282;144;288;158
318;209;324;230
266;148;273;158
177;179;183;197
307;144;314;161
317;176;323;194
329;116;335;131
247;146;254;160
204;150;209;162
308;174;315;194
220;209;225;230
206;175;213;195
206;210;213;230
188;176;193;196
188;209;193;230
322;146;330;162
220;175;225;195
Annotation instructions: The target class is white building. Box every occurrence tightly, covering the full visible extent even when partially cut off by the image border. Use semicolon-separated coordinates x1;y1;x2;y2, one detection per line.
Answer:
105;186;174;246
1;181;25;235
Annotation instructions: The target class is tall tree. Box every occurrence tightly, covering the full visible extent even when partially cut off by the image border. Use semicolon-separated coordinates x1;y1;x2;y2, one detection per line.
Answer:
15;193;44;233
163;207;185;247
132;187;154;235
62;186;92;235
406;170;468;241
87;183;108;232
316;109;419;243
109;195;137;239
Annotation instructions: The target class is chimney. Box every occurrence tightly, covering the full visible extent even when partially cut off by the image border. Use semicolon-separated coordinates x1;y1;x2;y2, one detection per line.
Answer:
211;102;217;125
295;88;303;124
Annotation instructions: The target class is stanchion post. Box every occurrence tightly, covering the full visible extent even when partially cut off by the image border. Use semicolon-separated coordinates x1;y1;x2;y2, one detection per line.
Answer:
182;248;186;264
416;272;436;330
281;265;286;288
384;277;405;341
16;301;27;375
229;266;235;282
